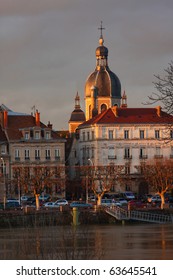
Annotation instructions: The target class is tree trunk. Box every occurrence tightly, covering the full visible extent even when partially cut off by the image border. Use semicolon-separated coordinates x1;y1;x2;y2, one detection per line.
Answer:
160;193;165;210
35;194;40;210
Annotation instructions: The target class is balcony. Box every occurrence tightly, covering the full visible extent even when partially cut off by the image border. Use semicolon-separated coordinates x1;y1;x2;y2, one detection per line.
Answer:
139;155;148;159
35;157;40;161
45;156;51;161
154;155;163;159
108;155;117;159
25;157;30;161
124;155;132;160
55;156;60;161
15;157;20;161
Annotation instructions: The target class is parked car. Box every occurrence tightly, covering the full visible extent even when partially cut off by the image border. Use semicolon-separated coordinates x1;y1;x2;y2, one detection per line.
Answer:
116;198;128;205
151;195;161;203
0;203;4;210
70;201;92;208
5;201;22;210
122;192;135;200
54;199;68;206
101;199;121;207
6;198;19;203
25;196;36;205
128;200;147;210
43;202;57;208
39;194;50;201
21;195;30;202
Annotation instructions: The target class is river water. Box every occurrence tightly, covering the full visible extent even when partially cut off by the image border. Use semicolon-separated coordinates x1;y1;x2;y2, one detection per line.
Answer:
0;223;173;260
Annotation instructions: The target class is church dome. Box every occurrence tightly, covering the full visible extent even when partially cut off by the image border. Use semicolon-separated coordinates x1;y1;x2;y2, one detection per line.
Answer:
85;68;121;98
85;23;121;99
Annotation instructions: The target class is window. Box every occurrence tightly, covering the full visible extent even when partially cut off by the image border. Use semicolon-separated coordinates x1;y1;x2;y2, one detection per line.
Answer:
155;130;160;139
108;130;113;139
55;149;60;159
124;147;131;159
45;131;50;139
25;149;30;160
24;132;29;140
82;132;85;141
108;147;116;159
87;131;90;141
139;147;147;159
45;149;51;160
124;130;129;139
155;147;162;158
91;147;94;158
86;147;89;159
35;149;40;160
15;149;20;160
91;131;94;140
35;131;40;139
102;127;106;139
1;145;6;155
140;130;144;139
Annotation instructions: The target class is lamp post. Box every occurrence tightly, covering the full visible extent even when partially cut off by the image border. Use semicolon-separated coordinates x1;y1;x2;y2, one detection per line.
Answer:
1;157;6;210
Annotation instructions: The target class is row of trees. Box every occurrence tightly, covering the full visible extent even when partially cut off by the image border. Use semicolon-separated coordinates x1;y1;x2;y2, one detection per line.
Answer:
8;158;173;210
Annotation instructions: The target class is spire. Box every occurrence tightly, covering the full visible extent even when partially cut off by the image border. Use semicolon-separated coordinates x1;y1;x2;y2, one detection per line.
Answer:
98;21;105;46
121;90;127;108
75;91;80;109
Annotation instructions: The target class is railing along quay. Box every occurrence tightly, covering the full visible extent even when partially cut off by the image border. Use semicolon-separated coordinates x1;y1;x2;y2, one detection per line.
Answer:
105;205;173;224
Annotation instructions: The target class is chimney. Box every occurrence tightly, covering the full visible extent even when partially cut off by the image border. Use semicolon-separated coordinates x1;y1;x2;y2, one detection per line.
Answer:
112;106;118;117
35;110;40;126
156;106;162;117
47;121;52;129
3;111;8;128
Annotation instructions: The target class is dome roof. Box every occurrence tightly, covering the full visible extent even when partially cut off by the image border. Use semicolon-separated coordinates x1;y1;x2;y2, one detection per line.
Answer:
69;92;86;122
69;108;86;122
85;68;121;98
85;23;121;99
95;45;108;58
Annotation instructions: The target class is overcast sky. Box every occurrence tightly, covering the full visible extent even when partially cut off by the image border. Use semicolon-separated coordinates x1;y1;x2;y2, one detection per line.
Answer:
0;0;173;130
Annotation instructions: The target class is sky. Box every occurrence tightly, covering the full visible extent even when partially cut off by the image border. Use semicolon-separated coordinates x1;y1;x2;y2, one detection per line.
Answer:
0;0;173;130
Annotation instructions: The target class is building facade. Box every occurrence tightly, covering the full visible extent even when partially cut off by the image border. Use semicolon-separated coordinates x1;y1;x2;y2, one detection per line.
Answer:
77;106;173;194
0;105;66;198
67;24;173;196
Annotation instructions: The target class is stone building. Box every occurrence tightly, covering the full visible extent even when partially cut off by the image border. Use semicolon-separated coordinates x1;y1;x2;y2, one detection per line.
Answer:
0;104;66;198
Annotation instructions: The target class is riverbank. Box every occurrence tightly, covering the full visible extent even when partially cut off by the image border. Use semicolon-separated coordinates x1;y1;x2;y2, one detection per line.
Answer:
0;207;173;228
0;208;113;228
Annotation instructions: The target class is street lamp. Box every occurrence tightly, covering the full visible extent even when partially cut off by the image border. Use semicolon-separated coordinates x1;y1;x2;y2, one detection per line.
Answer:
1;157;6;210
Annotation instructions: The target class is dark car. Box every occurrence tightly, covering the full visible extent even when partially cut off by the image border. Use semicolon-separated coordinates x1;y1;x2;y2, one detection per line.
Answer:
70;201;92;208
5;201;22;210
25;197;36;205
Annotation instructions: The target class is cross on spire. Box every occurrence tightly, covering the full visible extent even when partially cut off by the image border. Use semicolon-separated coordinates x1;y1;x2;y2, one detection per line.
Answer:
98;21;105;38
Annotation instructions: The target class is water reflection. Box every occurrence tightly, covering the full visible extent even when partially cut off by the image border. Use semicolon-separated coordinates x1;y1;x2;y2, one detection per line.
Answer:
0;224;173;260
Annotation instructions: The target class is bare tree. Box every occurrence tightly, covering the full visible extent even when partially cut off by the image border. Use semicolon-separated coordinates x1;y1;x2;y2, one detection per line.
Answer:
137;159;173;209
147;61;173;115
81;165;124;205
13;165;65;210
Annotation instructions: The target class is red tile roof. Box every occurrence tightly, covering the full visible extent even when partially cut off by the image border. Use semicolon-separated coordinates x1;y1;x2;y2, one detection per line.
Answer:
79;107;173;127
1;114;61;141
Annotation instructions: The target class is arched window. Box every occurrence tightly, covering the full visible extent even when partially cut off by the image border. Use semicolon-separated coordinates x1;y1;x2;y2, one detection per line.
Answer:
101;104;107;112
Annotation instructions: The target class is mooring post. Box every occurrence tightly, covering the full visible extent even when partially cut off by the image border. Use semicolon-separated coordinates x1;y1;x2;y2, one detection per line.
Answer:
72;207;80;226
